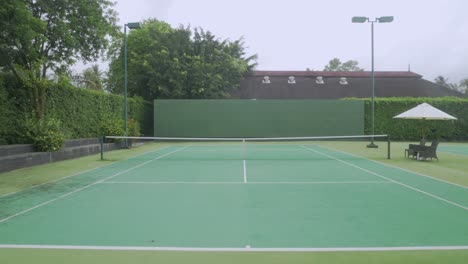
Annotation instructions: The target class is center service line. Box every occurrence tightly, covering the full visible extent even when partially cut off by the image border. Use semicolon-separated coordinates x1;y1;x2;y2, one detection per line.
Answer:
243;160;247;183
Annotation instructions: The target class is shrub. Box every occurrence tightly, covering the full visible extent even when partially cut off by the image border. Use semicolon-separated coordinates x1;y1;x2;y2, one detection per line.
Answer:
128;118;141;137
17;117;65;152
101;117;124;142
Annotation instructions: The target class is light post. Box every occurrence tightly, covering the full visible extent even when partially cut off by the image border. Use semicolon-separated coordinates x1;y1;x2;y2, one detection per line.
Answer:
123;22;141;148
352;16;393;148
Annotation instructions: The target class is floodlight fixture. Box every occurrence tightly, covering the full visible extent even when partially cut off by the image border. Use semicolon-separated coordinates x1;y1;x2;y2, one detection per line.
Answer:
127;22;141;29
352;16;368;23
377;16;394;23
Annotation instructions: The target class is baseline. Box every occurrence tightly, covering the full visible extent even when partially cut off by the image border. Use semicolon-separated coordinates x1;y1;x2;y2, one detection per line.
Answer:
0;244;467;252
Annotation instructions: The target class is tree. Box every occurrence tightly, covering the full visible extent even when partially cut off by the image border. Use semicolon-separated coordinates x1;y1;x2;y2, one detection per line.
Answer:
434;76;450;87
434;75;460;91
459;78;468;94
107;19;257;100
0;0;119;118
323;58;364;71
81;65;104;91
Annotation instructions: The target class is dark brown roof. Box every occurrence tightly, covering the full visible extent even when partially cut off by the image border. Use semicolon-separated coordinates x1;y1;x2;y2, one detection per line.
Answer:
232;71;464;99
250;70;422;78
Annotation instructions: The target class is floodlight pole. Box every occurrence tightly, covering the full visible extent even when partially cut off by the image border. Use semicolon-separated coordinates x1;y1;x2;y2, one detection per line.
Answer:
124;24;128;148
369;20;377;148
123;22;141;148
352;16;393;148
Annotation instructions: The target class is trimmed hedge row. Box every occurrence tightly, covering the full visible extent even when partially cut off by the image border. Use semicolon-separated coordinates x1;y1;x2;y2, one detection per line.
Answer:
357;97;468;141
0;78;14;145
0;79;153;144
46;84;153;138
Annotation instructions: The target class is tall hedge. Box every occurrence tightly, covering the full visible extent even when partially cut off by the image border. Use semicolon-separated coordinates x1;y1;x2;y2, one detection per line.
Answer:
0;78;153;144
358;97;468;141
0;78;14;144
46;84;153;138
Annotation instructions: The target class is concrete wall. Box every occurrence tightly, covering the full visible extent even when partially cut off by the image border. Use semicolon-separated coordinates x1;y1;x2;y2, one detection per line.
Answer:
154;99;364;137
0;138;124;173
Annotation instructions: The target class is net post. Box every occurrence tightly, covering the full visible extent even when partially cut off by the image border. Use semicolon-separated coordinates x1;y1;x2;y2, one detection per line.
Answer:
100;136;104;160
387;134;391;159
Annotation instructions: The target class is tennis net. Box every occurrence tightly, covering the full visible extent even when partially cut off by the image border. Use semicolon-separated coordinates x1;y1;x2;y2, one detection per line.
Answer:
102;135;391;161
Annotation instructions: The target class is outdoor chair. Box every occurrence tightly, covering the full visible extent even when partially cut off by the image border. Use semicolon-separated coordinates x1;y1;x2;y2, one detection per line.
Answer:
405;138;426;158
418;140;439;161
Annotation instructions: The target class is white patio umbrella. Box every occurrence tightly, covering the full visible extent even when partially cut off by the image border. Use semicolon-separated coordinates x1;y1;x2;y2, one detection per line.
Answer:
393;103;457;138
393;103;457;120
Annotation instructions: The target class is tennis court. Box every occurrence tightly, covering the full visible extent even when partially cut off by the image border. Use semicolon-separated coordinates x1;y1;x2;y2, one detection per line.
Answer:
0;140;467;251
439;144;468;156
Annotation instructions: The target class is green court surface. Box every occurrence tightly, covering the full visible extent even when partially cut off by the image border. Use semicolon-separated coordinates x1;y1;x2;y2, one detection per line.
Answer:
439;144;468;156
0;142;467;263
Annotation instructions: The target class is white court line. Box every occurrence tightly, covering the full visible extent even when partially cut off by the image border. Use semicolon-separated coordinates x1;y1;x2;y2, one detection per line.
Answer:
300;145;468;211
100;181;391;185
0;244;467;252
101;181;244;184
247;181;391;184
0;146;172;199
0;146;188;224
243;160;247;183
317;144;468;189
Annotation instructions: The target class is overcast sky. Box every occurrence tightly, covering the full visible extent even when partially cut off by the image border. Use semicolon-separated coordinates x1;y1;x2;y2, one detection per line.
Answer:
109;0;467;83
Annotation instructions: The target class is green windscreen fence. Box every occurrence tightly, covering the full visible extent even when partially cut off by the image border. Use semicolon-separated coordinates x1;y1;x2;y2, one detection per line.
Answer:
154;100;364;137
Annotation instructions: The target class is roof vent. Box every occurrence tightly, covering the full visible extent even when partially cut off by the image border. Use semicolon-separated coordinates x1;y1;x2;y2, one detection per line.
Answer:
288;76;296;84
262;76;270;84
339;77;348;85
316;76;324;84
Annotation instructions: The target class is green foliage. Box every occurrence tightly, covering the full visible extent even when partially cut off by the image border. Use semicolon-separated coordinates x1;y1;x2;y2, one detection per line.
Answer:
46;83;152;138
0;0;119;78
128;119;141;137
17;117;65;152
0;77;14;144
101;117;124;142
460;79;468;91
18;64;53;119
434;75;462;92
354;97;468;141
323;58;364;71
80;65;104;91
1;78;152;145
101;118;124;136
0;0;119;119
107;19;257;100
100;118;142;142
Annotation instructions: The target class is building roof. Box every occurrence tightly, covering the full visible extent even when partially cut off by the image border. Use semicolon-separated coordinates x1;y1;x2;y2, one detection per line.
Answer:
232;70;464;99
250;70;422;78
